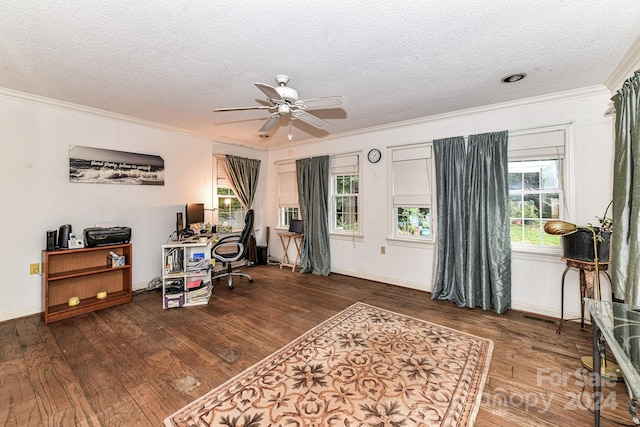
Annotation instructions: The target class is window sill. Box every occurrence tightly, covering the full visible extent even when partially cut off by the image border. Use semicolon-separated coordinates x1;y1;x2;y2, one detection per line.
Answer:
386;236;435;249
511;246;564;263
218;229;242;235
330;232;364;242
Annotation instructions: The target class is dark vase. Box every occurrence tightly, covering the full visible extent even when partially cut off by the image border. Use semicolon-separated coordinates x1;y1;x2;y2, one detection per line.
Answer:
562;227;612;262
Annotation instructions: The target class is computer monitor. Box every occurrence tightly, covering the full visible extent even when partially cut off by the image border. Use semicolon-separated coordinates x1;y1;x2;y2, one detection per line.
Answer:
185;203;205;227
289;219;304;234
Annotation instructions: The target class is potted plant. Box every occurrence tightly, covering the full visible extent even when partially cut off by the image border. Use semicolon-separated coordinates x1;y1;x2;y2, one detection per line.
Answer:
561;202;612;262
398;208;427;236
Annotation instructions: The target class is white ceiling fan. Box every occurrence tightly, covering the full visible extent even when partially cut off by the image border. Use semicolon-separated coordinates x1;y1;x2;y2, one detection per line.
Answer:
213;75;347;134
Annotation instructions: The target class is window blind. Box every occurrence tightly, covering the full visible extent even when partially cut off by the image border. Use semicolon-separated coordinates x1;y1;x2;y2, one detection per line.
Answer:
216;158;229;187
278;162;298;206
330;154;359;175
392;145;432;206
508;129;565;161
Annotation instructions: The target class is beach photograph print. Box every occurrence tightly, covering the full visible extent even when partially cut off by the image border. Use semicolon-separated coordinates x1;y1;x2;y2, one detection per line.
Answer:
69;145;165;185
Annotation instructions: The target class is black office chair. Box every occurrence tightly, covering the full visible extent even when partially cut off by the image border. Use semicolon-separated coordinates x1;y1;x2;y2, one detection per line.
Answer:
211;209;255;289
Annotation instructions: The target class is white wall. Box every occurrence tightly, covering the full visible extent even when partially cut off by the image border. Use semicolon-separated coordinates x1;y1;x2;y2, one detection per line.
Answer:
266;86;615;319
0;91;266;322
0;85;616;322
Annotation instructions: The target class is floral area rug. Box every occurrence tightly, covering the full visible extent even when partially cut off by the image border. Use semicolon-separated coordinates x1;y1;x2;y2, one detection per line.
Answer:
164;302;493;426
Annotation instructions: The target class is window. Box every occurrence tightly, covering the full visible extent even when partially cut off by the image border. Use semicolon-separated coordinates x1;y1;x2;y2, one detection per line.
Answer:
330;154;360;234
508;127;567;248
280;207;300;229
390;144;433;240
277;162;299;228
216;187;244;231
216;158;244;231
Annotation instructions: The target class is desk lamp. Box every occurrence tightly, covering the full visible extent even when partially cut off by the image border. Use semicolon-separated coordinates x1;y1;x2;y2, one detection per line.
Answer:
544;220;622;380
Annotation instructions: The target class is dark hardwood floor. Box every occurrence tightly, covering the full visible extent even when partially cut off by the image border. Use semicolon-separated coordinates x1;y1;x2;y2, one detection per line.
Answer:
0;264;635;426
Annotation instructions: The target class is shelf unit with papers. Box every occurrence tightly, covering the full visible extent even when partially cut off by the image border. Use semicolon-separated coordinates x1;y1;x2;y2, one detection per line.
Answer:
162;241;212;309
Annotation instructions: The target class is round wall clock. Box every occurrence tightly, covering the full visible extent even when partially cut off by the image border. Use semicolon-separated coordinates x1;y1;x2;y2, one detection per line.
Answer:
367;148;382;164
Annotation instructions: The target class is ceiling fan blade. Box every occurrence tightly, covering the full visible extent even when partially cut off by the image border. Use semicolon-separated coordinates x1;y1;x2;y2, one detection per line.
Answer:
213;105;272;112
296;96;347;110
259;113;281;132
255;83;283;101
291;110;330;129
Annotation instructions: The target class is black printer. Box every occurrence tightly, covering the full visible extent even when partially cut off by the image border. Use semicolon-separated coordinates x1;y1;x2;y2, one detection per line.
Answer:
84;226;132;247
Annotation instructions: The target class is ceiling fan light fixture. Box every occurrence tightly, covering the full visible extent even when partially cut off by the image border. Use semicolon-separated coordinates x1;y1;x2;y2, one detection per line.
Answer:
213;75;347;138
275;86;299;104
501;73;527;83
278;104;291;115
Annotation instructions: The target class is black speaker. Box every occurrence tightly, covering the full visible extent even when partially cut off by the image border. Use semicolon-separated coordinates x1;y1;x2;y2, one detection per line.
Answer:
176;212;184;235
46;230;57;251
58;224;72;249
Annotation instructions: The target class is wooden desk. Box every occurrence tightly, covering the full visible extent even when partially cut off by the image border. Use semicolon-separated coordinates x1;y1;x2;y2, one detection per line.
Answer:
557;257;611;334
278;232;303;272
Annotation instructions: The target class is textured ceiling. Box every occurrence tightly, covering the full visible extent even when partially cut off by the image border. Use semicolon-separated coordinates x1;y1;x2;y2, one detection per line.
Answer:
1;1;639;148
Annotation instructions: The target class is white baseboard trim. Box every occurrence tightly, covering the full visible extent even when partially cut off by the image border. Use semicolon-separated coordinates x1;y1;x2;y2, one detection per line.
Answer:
0;305;41;323
0;283;150;323
0;278;584;324
330;267;429;292
331;267;584;321
511;301;582;322
133;281;152;291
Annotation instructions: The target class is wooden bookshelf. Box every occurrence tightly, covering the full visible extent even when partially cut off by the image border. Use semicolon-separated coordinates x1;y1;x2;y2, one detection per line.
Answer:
42;244;132;324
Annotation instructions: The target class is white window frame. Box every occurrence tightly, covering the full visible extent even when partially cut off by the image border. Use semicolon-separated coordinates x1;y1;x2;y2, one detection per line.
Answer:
277;161;299;229
215;157;245;231
330;152;362;236
508;123;574;256
388;142;435;244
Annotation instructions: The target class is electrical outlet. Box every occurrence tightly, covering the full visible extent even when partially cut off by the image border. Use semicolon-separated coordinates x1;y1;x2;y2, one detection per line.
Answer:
30;263;40;275
380;246;386;255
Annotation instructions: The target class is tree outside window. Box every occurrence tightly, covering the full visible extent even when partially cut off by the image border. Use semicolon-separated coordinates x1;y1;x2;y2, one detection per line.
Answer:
396;207;430;237
508;160;561;246
334;175;359;232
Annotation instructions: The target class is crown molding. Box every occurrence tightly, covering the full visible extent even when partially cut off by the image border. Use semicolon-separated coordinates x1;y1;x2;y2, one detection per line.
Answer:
275;85;610;150
605;36;640;93
0;87;272;152
0;83;611;153
0;86;203;137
